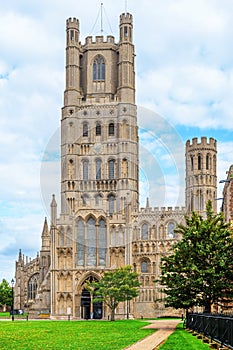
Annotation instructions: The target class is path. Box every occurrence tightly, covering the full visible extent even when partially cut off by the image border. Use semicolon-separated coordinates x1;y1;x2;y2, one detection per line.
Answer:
123;319;180;350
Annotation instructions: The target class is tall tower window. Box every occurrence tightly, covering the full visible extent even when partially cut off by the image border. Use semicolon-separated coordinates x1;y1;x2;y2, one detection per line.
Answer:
190;156;194;171
108;159;115;179
28;274;39;301
99;219;106;266
141;223;148;240
206;155;209;170
93;56;105;81
77;218;106;267
141;261;148;273
83;123;88;137
77;219;84;266
87;217;96;266
83;160;89;180
124;26;128;37
109;195;115;215
198;155;202;170
96;122;101;136
96;159;101;180
70;30;74;41
108;123;115;136
167;222;176;238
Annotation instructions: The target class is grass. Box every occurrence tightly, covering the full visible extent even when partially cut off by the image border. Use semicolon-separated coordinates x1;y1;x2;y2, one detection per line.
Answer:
0;312;27;319
159;323;210;349
0;320;155;350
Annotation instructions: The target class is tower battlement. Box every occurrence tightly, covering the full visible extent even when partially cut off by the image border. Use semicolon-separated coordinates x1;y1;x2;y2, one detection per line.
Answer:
186;137;216;149
120;12;133;24
84;35;115;45
66;17;79;29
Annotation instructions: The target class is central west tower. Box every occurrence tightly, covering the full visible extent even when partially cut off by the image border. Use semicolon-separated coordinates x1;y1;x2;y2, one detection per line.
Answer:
50;12;138;319
61;12;138;217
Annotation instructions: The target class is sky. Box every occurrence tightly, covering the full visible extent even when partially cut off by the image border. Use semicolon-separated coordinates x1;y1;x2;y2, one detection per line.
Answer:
1;0;233;282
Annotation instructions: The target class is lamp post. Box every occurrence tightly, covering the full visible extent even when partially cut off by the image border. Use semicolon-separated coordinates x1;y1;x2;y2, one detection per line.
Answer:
11;278;15;321
214;198;224;211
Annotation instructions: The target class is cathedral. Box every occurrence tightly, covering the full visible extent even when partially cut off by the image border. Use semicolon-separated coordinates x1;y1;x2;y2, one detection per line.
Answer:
14;11;217;319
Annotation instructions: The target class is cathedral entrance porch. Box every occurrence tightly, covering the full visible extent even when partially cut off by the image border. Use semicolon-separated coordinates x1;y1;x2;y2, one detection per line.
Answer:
80;285;103;320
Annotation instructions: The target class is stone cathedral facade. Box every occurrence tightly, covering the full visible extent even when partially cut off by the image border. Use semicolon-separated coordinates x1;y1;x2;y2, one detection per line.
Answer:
14;12;217;319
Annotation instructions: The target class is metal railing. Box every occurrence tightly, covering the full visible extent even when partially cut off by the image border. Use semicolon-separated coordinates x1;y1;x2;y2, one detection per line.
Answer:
186;313;233;348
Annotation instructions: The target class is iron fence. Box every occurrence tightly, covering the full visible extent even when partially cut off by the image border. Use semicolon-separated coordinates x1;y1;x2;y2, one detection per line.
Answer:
186;313;233;348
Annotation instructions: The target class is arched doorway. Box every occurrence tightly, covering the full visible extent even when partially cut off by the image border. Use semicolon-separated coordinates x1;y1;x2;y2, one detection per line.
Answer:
80;277;103;319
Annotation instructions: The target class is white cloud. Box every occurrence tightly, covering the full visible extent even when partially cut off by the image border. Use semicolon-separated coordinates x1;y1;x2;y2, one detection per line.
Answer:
137;65;233;129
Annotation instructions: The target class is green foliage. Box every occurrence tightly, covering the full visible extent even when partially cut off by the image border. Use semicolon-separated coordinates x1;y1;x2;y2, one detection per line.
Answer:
158;201;233;312
86;266;140;321
0;279;13;307
159;323;210;349
0;320;154;350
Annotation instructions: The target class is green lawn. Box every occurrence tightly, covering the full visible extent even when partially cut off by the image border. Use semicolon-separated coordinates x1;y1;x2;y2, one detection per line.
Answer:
0;320;155;350
159;323;210;349
0;312;28;319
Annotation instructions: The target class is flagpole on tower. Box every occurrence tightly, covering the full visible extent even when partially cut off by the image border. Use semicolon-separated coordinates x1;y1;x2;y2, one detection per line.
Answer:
101;2;103;34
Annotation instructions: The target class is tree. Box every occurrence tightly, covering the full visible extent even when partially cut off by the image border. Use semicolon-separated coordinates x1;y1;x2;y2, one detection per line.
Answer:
157;201;233;313
0;279;13;309
86;266;140;321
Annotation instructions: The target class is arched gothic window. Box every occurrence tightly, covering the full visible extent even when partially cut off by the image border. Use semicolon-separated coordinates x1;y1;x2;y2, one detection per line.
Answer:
87;217;96;266
141;261;148;273
206;155;209;170
96;122;101;136
109;195;115;215
93;56;105;81
96;159;101;180
190;156;194;171
83;160;88;180
77;218;107;267
28;274;39;301
83;122;88;137
108;159;115;179
108;123;114;136
198;155;202;170
141;223;148;240
99;219;106;266
167;222;176;238
77;219;84;266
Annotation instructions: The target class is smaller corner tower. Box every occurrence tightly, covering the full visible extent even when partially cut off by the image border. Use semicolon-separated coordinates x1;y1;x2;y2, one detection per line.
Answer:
118;13;135;103
64;17;82;107
185;137;217;216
